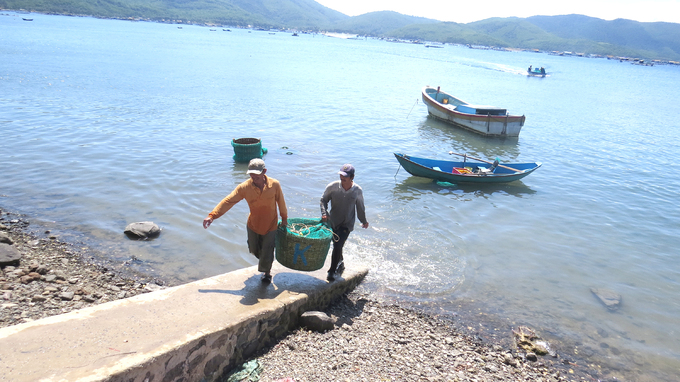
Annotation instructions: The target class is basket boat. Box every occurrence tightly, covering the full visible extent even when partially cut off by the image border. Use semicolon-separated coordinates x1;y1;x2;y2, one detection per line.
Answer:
231;138;267;163
275;217;332;271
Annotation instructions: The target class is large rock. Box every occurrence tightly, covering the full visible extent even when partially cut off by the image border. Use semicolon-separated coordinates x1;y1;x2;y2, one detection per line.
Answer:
0;243;21;266
124;222;161;240
0;232;13;245
591;288;621;310
300;311;336;332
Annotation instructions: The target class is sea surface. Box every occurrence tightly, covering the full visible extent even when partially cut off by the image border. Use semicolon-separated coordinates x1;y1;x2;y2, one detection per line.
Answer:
2;12;680;381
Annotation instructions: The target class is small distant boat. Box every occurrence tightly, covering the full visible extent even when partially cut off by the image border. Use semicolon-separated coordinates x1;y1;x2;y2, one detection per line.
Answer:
223;29;231;32
177;26;182;29
527;66;546;77
421;86;526;137
22;18;33;21
210;29;216;31
632;59;653;66
394;152;541;184
323;32;359;39
292;32;298;36
425;44;444;48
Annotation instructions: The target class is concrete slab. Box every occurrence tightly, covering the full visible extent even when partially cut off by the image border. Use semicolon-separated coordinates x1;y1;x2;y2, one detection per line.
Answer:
0;263;367;382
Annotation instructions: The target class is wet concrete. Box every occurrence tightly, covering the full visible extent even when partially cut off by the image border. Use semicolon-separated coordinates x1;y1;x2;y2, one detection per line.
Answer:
0;263;368;382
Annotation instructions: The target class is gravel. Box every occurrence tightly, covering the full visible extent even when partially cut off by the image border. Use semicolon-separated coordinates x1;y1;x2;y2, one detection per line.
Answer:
246;293;609;382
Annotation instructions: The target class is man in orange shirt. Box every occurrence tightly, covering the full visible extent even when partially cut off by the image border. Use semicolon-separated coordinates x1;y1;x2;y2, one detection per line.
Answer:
203;158;288;283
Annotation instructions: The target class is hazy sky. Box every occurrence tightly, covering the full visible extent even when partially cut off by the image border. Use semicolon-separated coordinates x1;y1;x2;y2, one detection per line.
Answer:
314;0;680;24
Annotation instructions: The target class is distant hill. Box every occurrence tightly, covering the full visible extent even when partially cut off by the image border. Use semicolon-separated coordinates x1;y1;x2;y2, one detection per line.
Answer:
463;17;654;58
385;15;680;60
229;0;347;28
0;0;348;29
327;11;438;36
383;20;500;46
524;15;680;59
2;0;679;60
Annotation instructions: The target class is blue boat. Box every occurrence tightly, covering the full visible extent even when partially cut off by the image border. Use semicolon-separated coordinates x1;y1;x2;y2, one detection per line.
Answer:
394;152;541;183
527;66;547;77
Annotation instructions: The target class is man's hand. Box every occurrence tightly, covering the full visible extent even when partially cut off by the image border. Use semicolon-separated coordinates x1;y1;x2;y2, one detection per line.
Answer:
279;217;288;228
203;217;213;229
321;215;328;222
362;222;369;229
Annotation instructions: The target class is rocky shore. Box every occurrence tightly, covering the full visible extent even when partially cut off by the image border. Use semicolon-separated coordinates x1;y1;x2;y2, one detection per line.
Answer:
0;208;165;327
1;207;608;381
249;292;615;382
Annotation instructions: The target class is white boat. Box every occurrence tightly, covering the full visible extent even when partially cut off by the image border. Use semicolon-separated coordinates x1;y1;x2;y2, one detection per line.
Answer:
421;86;526;137
323;32;360;39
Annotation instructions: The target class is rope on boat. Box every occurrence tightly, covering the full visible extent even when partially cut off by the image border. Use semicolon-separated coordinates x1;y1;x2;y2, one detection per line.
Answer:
406;99;418;119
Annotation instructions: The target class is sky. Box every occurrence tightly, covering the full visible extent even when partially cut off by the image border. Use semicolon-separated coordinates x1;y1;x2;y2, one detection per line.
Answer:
314;0;680;24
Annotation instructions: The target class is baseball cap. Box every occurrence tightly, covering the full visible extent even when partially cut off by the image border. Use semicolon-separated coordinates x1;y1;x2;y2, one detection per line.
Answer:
338;164;355;177
246;158;266;174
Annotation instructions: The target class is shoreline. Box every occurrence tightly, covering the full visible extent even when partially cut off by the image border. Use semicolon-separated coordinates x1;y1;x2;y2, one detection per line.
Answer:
1;207;605;381
0;207;166;327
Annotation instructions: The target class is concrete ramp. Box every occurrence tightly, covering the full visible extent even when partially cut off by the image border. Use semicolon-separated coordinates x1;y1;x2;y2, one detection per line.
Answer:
0;264;367;382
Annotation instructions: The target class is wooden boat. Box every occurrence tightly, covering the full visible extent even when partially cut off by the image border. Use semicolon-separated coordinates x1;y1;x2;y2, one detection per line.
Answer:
394;152;541;183
421;86;525;137
22;18;33;21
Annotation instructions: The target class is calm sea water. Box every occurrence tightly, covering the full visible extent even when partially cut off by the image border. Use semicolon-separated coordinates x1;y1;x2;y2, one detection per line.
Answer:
2;13;680;380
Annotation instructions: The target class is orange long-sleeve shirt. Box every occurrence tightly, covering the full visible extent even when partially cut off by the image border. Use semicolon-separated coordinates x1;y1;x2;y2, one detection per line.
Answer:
208;176;288;235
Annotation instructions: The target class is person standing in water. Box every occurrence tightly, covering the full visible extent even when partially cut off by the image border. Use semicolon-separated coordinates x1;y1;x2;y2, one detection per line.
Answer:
320;164;369;281
203;158;287;283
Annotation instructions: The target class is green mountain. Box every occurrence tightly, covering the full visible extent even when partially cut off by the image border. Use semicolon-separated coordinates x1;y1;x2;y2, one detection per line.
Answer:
463;17;655;58
382;14;679;60
524;15;680;59
328;10;437;36
2;0;679;60
0;0;348;29
386;21;507;46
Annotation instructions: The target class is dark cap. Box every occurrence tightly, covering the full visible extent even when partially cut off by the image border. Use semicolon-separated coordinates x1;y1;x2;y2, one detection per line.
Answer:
338;164;355;177
246;158;265;175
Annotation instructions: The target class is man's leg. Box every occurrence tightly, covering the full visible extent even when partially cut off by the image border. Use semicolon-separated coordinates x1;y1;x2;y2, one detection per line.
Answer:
247;227;261;260
328;226;350;275
247;228;276;282
257;230;277;274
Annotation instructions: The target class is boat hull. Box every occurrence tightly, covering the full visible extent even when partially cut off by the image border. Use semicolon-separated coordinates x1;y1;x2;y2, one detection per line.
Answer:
527;70;546;77
394;153;541;183
421;86;525;137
